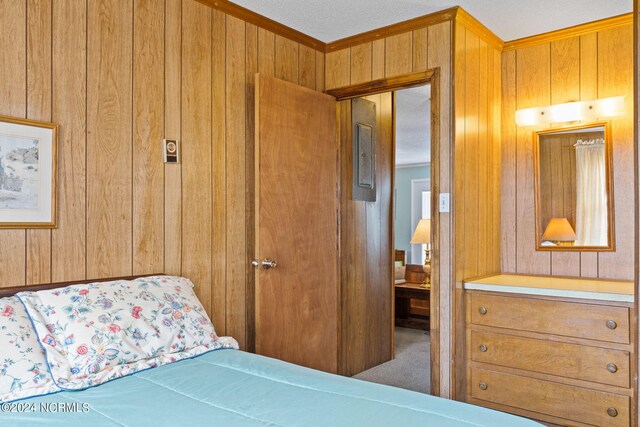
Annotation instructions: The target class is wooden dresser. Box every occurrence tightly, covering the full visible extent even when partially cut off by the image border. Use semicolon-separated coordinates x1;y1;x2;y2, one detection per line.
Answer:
464;274;635;427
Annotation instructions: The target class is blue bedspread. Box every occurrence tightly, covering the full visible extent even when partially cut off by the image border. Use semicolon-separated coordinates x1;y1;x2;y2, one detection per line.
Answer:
1;350;540;426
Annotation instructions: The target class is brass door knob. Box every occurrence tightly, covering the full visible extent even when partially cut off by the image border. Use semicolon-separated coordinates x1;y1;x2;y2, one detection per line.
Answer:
479;344;488;352
478;382;488;391
478;306;487;315
606;320;617;330
607;407;618;417
607;363;618;373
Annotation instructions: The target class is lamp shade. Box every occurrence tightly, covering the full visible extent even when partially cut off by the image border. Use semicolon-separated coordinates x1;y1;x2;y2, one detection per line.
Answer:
410;219;431;244
542;218;576;242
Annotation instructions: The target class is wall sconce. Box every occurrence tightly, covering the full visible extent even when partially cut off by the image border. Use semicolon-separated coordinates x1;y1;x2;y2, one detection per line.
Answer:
515;96;625;126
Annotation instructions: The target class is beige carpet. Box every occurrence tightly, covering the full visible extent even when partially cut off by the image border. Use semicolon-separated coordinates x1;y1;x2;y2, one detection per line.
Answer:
353;327;430;394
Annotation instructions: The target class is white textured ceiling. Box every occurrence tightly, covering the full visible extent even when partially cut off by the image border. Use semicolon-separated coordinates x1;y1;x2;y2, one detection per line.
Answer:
230;0;631;42
395;85;430;166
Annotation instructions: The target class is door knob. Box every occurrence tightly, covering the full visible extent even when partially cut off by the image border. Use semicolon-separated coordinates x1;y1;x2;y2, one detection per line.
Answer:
251;260;260;268
261;259;277;269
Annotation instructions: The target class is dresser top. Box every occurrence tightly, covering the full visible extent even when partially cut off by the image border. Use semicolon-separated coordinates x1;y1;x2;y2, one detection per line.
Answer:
464;274;634;303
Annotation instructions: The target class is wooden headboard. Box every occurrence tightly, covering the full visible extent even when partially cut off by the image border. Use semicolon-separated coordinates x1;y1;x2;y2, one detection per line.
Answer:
0;274;164;299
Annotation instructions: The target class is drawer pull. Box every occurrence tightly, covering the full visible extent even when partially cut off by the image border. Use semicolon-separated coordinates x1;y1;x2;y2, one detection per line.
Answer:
607;363;618;373
479;344;488;352
606;320;617;330
607;407;618;417
478;306;487;315
478;382;488;391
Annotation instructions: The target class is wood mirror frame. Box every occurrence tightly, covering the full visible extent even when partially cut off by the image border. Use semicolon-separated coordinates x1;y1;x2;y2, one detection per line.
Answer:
533;122;615;251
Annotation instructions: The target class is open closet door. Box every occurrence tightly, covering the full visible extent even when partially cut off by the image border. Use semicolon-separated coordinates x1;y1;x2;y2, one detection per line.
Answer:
254;74;339;373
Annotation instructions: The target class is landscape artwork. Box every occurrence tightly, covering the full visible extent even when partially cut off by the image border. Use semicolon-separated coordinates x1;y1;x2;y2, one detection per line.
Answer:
0;116;57;228
0;134;40;210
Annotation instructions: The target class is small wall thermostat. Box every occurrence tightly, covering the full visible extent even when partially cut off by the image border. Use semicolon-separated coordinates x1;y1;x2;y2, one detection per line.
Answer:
163;139;180;163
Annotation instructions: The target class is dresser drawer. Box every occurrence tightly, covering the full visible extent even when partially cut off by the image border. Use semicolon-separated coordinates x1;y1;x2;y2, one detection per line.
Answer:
469;293;630;344
470;330;630;388
470;367;630;427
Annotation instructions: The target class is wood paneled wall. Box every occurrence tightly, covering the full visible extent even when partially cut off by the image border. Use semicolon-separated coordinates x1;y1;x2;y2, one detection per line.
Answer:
325;21;454;397
452;20;502;399
0;0;325;351
338;94;393;376
453;23;502;283
501;22;634;280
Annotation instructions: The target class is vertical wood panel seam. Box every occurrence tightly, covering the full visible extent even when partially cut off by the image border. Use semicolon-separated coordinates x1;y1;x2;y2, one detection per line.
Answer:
49;0;54;281
578;36;583;276
248;20;255;337
322;44;326;89
411;31;414;76
596;32;600;278
547;44;552;274
210;6;215;323
371;41;374;80
243;20;247;341
179;0;183;276
349;46;353;84
23;0;28;285
489;45;494;272
514;50;518;273
179;0;184;277
210;8;214;316
84;0;88;280
384;39;387;78
312;43;316;91
297;40;300;87
548;44;553;276
131;0;135;275
476;30;481;275
463;27;468;278
224;12;228;332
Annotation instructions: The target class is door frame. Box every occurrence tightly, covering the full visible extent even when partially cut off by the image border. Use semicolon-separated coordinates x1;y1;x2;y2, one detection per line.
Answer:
326;69;441;396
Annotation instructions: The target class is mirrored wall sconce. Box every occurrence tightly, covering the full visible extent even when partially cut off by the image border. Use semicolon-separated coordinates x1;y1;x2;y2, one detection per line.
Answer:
515;96;625;126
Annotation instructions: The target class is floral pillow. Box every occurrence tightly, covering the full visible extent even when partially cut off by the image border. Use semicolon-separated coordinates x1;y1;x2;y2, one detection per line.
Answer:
18;276;238;390
0;296;60;402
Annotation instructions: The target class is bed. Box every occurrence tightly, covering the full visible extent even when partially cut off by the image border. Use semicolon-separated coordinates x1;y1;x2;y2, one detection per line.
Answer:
0;276;540;427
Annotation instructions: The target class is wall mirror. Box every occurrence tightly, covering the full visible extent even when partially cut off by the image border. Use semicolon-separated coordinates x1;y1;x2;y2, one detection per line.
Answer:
534;123;614;251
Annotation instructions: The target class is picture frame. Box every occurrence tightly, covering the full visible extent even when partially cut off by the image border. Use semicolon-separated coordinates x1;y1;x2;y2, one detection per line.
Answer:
0;115;57;228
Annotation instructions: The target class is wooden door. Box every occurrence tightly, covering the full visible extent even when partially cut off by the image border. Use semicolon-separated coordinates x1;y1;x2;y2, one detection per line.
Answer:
337;94;394;376
254;74;339;373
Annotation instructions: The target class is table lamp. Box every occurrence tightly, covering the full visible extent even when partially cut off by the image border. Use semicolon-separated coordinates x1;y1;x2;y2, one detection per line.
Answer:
542;218;576;247
410;219;431;287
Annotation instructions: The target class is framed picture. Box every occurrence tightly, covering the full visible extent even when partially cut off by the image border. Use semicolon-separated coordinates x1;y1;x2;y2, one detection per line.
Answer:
0;115;57;228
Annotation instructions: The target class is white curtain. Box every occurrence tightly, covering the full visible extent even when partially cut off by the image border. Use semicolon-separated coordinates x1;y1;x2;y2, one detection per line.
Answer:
574;138;607;246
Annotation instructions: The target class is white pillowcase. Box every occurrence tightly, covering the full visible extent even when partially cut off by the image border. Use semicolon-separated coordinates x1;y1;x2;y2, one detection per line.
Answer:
0;296;60;402
18;276;238;390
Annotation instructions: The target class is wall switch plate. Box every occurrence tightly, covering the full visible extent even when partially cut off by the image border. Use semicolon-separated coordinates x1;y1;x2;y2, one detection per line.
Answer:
439;193;450;213
163;139;180;163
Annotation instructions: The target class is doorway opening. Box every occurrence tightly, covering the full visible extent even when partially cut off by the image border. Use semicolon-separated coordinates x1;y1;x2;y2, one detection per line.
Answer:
353;84;432;394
